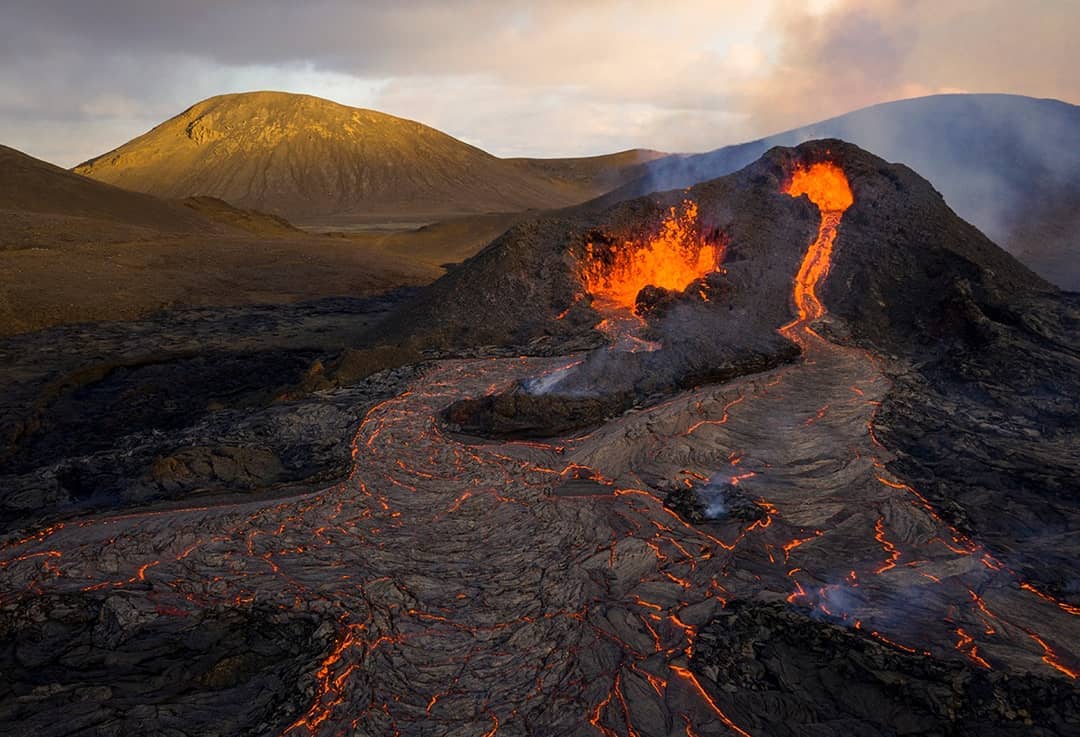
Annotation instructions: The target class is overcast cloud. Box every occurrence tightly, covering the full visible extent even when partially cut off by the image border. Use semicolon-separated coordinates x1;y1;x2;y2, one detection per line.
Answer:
0;0;1075;166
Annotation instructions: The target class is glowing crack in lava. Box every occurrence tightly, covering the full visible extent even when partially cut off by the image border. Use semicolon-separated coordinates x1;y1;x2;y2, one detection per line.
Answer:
580;200;721;314
781;162;853;329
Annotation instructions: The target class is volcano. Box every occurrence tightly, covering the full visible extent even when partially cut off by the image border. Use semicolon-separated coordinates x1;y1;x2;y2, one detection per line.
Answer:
601;94;1080;290
1;140;1077;737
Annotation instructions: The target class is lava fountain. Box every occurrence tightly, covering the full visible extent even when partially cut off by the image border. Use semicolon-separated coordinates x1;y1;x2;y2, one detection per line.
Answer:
580;200;722;315
781;162;853;332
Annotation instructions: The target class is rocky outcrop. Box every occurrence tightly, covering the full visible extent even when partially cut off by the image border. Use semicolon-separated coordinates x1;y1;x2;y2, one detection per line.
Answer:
150;446;286;493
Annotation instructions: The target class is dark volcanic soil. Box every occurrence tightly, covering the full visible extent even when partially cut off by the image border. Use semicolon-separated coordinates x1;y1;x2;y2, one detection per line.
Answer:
691;601;1080;736
0;141;1077;736
0;292;424;535
0;595;327;736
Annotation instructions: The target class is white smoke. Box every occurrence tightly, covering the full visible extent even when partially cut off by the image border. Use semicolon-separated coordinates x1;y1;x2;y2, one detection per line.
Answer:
696;474;732;519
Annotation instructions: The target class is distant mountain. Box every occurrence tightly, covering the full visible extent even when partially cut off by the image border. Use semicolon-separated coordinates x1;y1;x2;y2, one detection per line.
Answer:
74;91;663;223
606;94;1080;290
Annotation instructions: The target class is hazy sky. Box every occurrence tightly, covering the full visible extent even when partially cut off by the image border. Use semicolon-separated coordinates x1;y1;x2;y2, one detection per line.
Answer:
1;0;1076;167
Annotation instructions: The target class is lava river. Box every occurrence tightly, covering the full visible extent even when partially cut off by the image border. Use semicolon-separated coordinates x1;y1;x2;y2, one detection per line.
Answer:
1;163;1077;736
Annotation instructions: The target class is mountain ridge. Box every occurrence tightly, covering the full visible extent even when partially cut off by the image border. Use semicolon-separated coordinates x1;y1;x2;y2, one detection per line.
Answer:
74;91;664;222
1;143;211;235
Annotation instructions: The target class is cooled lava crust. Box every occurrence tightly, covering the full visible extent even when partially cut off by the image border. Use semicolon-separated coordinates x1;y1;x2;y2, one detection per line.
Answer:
2;141;1077;737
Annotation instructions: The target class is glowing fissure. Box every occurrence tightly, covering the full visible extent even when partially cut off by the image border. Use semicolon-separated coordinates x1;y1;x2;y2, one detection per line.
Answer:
581;200;722;314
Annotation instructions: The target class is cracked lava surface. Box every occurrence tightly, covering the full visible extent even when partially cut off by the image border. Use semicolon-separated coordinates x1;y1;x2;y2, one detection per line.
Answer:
1;162;1077;736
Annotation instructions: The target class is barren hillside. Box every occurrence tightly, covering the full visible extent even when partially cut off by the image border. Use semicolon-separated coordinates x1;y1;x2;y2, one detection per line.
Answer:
75;91;662;222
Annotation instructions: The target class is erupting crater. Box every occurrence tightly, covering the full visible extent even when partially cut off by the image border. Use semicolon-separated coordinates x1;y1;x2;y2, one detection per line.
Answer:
579;200;723;316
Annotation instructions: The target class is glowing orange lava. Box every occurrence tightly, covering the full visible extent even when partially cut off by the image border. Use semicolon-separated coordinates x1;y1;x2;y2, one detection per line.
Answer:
669;665;753;737
781;162;853;327
581;201;721;313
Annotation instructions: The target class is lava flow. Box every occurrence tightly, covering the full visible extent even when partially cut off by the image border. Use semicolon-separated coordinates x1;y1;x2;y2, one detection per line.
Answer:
580;200;721;314
1;160;1077;737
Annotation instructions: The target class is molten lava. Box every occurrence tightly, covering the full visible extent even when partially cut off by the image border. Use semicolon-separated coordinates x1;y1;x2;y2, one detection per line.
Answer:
786;162;854;213
581;200;721;313
782;162;853;326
